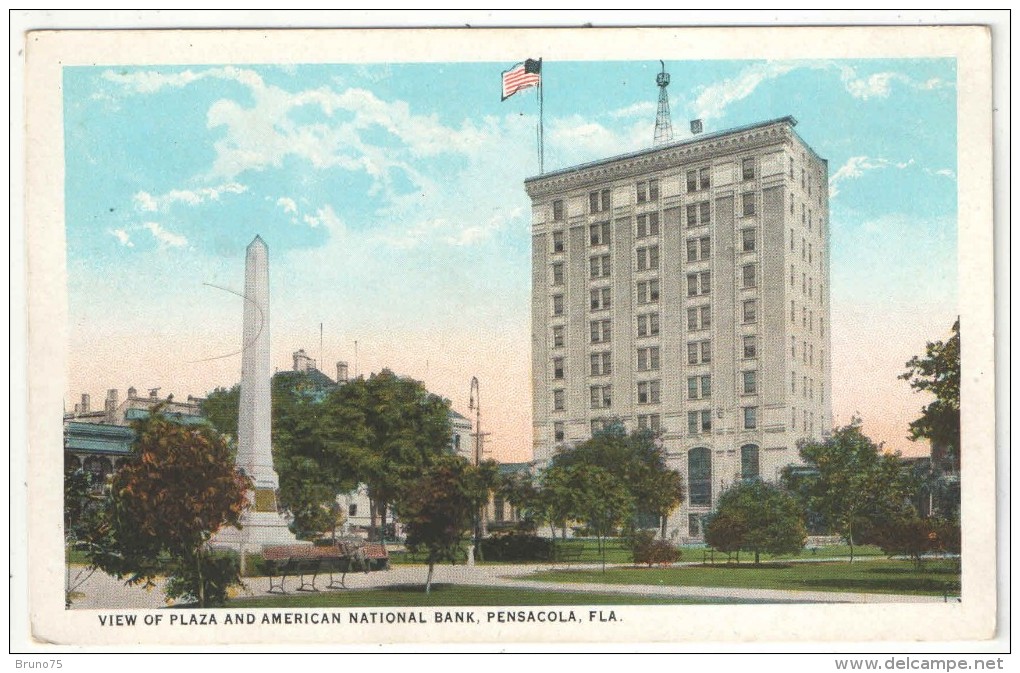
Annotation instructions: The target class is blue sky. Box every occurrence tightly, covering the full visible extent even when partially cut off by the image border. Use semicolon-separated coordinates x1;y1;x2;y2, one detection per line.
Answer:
64;58;958;459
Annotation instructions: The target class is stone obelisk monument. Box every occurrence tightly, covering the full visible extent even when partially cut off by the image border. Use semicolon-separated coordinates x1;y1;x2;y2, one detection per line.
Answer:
216;236;299;550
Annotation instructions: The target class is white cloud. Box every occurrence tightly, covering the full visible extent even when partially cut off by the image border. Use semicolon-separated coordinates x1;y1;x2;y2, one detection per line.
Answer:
691;61;797;121
838;66;951;100
109;228;133;247
142;222;188;248
828;155;915;198
276;197;298;214
933;168;956;179
103;66;263;95
609;101;657;119
133;182;247;212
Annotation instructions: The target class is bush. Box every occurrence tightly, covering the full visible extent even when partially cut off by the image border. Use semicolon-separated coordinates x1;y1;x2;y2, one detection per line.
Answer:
479;532;554;562
630;530;681;567
164;553;241;607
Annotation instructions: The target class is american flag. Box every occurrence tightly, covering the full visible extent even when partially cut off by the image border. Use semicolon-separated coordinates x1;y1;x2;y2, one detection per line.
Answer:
501;58;542;101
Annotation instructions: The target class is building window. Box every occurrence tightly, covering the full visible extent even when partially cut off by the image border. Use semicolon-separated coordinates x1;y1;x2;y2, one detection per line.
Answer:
743;406;758;430
789;156;794;178
687;340;711;365
688;375;711;400
687;304;711;331
552;326;565;348
636;245;660;271
686;201;711;227
590;319;612;344
742;370;757;395
553;357;565;380
689;514;703;537
637;312;660;338
687;236;711;262
742;334;758;356
349;503;358;517
742;157;756;181
742;192;756;216
552;294;564;316
688;411;712;436
742;264;757;289
552;231;564;253
637;346;661;372
590;286;611;311
590;254;611;279
687;271;711;297
590;384;612;410
553;389;565;411
636;178;659;203
791;300;796;321
743;299;757;324
739;228;757;253
808;243;813;264
552;263;564;286
637;414;661;433
636;212;660;238
590;351;612;377
637;380;660;405
591;418;609;435
590;221;611;246
741;444;760;481
552;199;564;222
688;447;712;506
589;189;611;214
686;167;711;192
554;421;565;442
637;279;660;304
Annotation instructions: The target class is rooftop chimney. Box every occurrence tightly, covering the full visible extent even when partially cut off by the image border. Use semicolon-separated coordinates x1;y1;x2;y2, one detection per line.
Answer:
128;386;137;398
81;393;90;414
336;361;349;383
690;119;704;135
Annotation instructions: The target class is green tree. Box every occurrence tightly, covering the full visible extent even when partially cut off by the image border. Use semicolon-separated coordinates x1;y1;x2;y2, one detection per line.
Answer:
550;423;683;537
274;376;366;540
200;385;241;440
64;469;104;607
396;454;488;594
783;420;915;562
355;370;453;541
704;480;806;565
539;462;634;570
900;318;960;471
86;407;251;607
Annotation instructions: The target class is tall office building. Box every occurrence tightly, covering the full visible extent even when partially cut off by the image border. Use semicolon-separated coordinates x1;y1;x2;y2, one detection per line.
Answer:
526;116;832;541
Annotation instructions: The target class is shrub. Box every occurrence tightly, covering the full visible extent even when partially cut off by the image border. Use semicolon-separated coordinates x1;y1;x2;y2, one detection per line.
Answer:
630;530;681;567
479;532;554;562
164;552;241;607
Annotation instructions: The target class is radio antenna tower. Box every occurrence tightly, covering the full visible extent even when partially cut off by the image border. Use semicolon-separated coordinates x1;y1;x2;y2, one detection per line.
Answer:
653;60;674;146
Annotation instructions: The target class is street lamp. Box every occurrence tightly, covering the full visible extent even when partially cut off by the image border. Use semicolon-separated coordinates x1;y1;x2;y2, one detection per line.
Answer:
468;376;485;559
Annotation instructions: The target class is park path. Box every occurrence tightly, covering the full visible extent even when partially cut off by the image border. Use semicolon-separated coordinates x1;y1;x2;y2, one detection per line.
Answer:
67;560;947;610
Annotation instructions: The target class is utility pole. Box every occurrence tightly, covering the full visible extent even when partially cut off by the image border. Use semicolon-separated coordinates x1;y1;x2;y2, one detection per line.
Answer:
468;377;491;557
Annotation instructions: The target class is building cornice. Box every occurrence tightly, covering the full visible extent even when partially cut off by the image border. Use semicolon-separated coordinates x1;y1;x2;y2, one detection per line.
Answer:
525;119;797;200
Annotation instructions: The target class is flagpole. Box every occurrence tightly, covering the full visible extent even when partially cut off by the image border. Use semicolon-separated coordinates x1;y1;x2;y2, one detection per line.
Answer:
538;67;545;175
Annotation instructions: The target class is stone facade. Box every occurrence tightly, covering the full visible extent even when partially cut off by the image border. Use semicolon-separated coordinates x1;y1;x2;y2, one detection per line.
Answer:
526;116;832;543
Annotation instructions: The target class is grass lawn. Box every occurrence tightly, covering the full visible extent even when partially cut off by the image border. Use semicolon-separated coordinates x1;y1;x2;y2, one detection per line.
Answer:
526;559;960;597
227;583;728;608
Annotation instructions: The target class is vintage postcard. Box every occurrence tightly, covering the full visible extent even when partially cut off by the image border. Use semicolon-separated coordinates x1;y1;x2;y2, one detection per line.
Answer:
18;22;997;649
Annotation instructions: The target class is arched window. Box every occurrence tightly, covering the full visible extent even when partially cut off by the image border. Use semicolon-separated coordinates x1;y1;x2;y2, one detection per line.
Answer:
741;444;760;481
688;447;712;506
64;454;82;473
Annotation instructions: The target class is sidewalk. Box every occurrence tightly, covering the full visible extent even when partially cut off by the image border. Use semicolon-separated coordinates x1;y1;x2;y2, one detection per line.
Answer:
67;561;947;609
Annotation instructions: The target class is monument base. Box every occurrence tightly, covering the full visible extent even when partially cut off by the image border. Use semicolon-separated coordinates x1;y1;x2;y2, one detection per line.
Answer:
211;510;305;553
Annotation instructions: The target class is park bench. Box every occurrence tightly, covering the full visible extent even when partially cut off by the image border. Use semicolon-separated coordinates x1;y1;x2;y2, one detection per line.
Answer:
262;540;386;593
553;546;584;567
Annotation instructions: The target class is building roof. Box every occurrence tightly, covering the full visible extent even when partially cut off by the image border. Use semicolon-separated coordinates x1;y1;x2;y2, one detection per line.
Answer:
448;408;470;422
64;421;135;455
526;116;799;185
